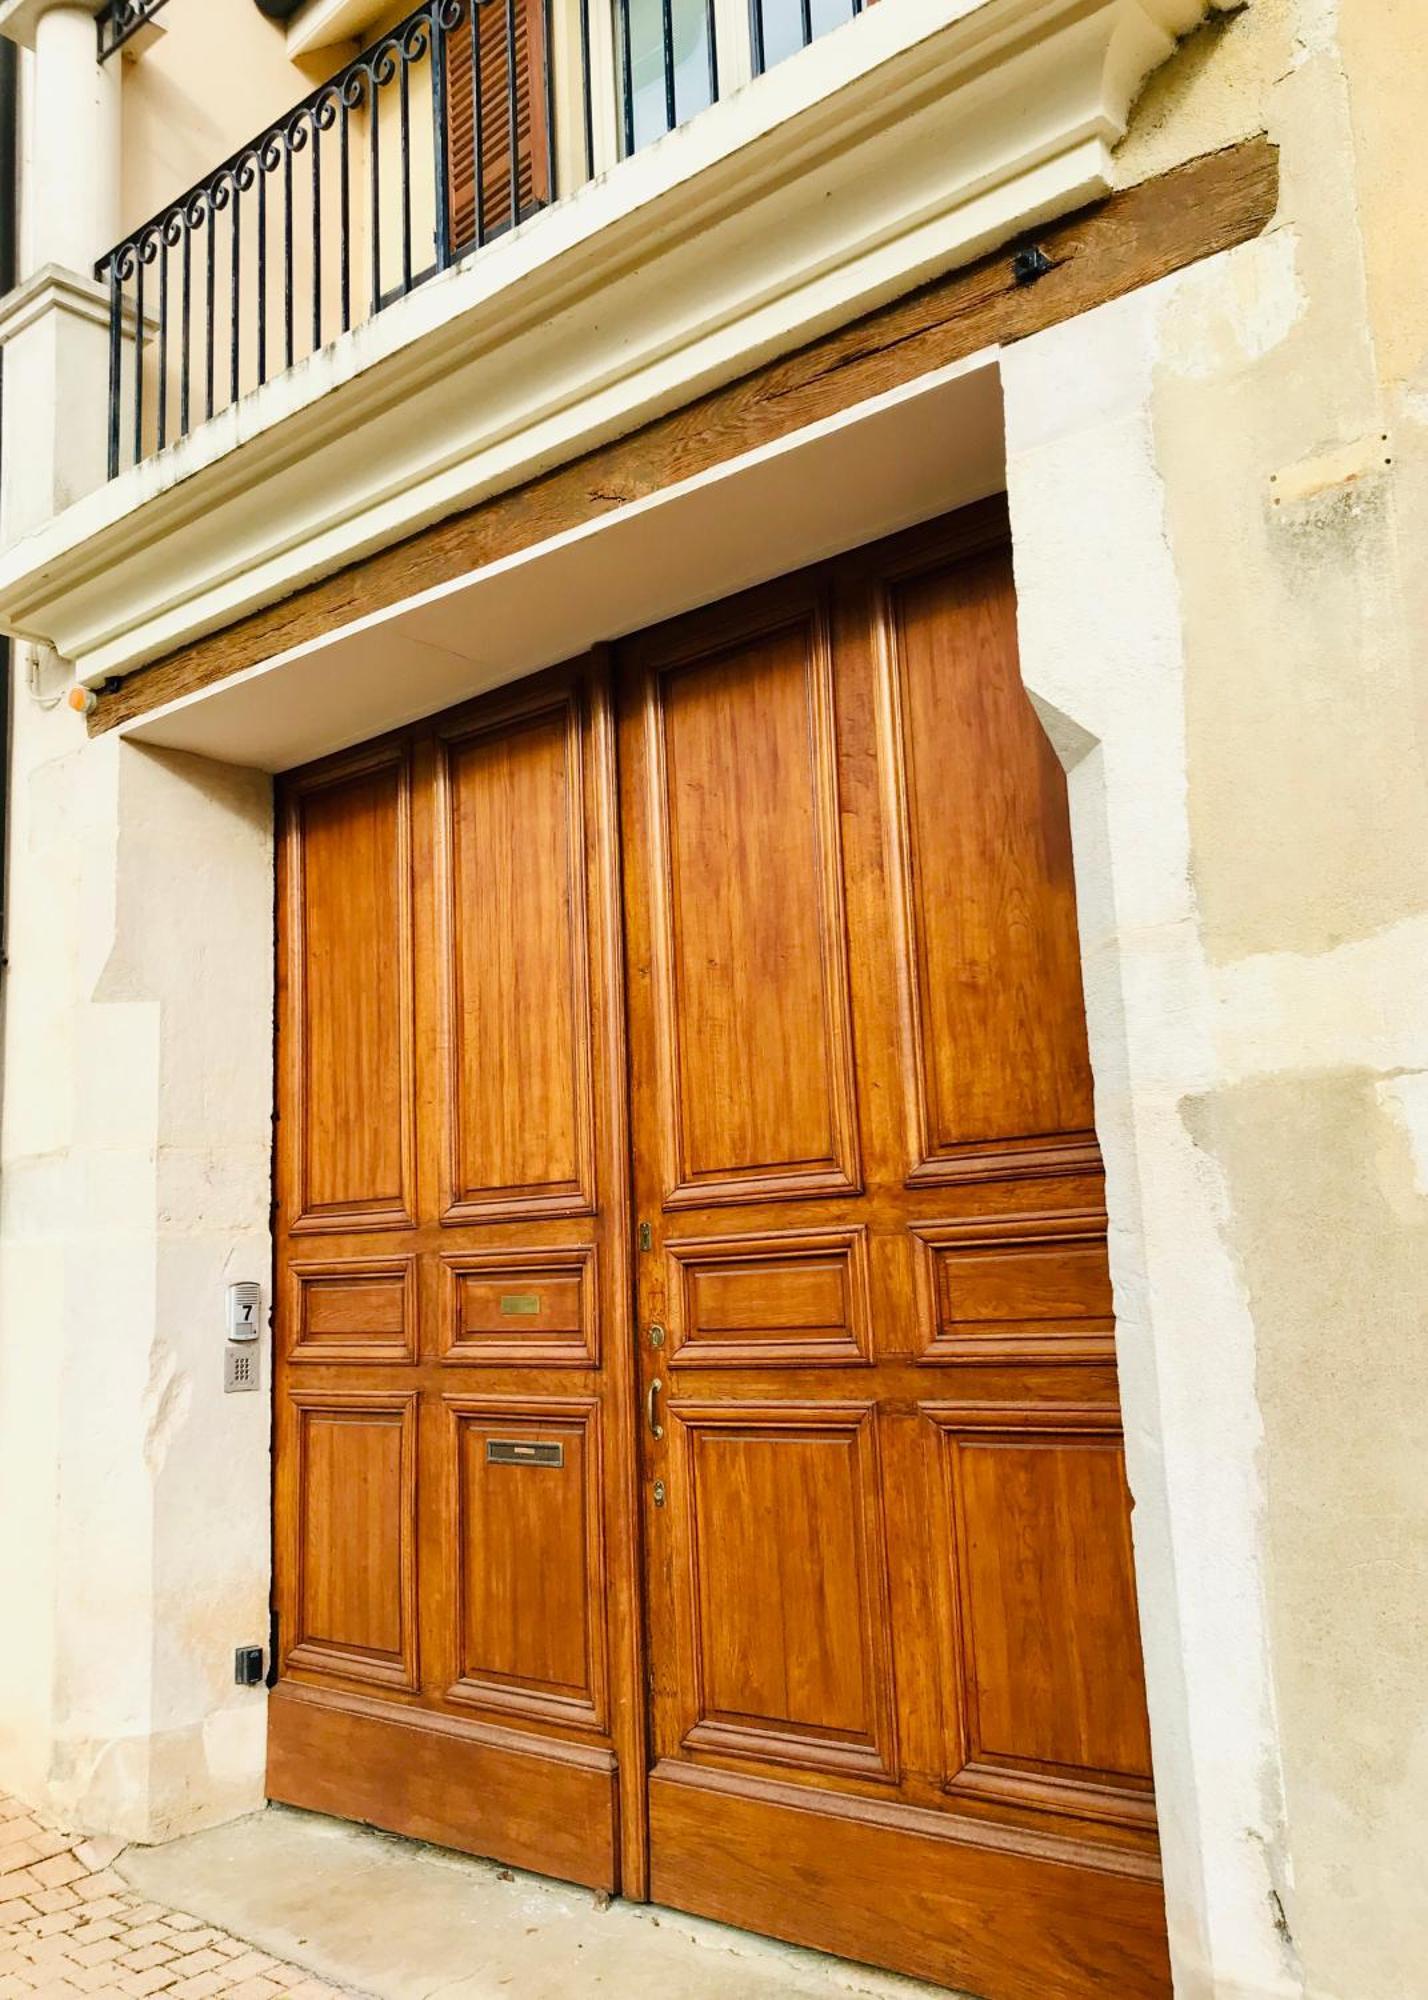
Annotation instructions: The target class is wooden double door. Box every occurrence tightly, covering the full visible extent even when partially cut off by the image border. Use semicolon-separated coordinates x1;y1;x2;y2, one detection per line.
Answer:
268;501;1170;2000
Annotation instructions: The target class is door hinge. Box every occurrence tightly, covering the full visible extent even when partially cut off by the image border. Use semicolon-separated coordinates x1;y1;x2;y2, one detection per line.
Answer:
638;1221;652;1252
266;1607;280;1689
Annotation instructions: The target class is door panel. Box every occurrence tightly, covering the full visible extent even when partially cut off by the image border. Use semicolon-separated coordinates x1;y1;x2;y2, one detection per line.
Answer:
881;548;1099;1183
642;602;860;1206
619;499;1169;2000
666;1225;872;1368
437;702;596;1221
445;1397;606;1724
677;1403;896;1778
647;1767;1169;2000
928;1409;1155;1819
285;1391;418;1688
266;1684;619;1890
288;752;415;1232
288;1255;418;1366
442;1245;597;1366
270;662;644;1895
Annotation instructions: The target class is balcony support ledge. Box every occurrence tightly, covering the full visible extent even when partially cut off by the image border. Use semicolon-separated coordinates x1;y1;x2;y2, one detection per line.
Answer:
0;0;1215;687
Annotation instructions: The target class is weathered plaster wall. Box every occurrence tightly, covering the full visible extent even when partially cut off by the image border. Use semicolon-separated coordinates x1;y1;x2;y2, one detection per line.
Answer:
1009;2;1428;1995
0;683;275;1838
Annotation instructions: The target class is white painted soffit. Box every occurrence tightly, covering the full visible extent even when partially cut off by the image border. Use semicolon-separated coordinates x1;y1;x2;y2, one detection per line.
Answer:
0;0;1210;684
285;0;392;59
124;354;1005;770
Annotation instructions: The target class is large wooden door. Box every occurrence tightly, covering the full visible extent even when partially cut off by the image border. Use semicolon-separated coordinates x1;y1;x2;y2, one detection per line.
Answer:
268;661;646;1894
617;501;1169;2000
270;500;1167;2000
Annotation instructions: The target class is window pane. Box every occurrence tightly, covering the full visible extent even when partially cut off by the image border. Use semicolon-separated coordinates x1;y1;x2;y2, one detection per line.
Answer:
623;0;715;150
755;0;855;73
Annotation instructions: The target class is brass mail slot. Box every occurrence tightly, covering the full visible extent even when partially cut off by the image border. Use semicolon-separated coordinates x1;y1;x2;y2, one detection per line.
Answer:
486;1439;564;1468
499;1293;542;1316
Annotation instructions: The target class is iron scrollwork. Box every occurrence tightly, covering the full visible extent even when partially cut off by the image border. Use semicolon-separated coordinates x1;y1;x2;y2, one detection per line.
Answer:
97;0;171;63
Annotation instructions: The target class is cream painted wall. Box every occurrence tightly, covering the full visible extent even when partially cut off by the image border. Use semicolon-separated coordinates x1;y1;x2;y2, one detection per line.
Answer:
120;0;352;236
1005;4;1428;1996
0;681;275;1838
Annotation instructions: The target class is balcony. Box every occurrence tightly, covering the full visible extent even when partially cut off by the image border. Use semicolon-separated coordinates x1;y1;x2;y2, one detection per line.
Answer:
97;0;866;476
0;0;1208;688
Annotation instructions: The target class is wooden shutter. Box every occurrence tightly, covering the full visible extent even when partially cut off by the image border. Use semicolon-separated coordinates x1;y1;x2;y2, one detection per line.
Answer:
446;0;550;253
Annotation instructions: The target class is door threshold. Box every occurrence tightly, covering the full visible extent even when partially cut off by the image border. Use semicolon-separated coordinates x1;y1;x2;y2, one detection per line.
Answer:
118;1803;957;2000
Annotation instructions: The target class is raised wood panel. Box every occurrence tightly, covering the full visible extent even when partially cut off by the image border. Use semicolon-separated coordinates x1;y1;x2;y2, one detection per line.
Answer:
913;1212;1114;1365
674;1403;894;1779
880;547;1099;1186
268;1683;618;1892
445;1399;607;1727
667;1227;870;1367
647;1762;1171;2000
927;1404;1154;1828
642;608;860;1207
286;1392;417;1691
437;697;596;1222
288;1256;417;1365
442;1247;597;1367
288;754;415;1232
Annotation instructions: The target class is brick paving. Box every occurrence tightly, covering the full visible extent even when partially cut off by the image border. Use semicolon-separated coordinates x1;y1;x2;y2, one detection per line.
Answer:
0;1793;359;1999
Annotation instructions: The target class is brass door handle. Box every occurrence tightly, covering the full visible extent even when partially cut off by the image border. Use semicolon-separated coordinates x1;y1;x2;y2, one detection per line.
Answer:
647;1377;663;1441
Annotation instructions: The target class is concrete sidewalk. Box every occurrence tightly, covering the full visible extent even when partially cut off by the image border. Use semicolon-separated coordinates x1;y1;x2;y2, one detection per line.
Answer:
119;1806;951;2000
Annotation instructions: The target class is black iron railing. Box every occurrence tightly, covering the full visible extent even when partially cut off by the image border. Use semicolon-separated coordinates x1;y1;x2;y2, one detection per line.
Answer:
98;0;571;476
97;0;865;477
97;0;170;64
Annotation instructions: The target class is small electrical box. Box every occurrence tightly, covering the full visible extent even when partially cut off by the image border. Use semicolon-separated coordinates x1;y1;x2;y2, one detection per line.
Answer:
226;1280;261;1342
234;1645;264;1688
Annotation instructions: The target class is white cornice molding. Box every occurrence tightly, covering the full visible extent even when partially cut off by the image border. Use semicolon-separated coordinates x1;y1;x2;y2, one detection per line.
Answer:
0;0;1211;683
0;263;153;341
0;264;112;340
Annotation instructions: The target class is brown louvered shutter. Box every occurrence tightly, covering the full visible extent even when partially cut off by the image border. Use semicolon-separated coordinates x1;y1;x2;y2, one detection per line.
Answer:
446;0;550;254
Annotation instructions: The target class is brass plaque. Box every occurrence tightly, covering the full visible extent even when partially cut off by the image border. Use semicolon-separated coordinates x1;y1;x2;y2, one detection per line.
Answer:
486;1439;563;1469
499;1293;541;1316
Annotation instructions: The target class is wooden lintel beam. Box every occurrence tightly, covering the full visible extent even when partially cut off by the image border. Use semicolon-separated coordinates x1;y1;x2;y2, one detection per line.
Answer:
92;136;1278;736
